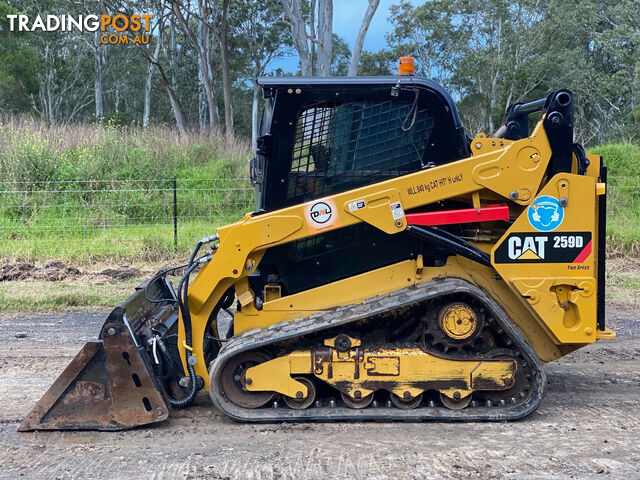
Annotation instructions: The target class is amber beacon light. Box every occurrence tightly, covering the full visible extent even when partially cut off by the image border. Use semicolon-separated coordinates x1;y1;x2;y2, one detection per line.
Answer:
398;56;415;75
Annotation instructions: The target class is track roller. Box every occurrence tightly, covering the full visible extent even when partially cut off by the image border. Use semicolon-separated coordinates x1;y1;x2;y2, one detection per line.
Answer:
390;392;423;409
283;377;316;410
440;392;472;410
341;392;373;409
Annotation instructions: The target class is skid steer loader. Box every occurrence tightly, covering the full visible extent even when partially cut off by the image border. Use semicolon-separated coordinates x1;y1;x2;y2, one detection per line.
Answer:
19;61;615;431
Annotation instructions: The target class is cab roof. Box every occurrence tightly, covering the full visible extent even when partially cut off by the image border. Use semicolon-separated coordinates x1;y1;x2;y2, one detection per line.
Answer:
257;75;463;129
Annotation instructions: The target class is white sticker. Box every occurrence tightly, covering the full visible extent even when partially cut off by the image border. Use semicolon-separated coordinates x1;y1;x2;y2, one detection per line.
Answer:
390;202;404;220
348;200;366;212
305;198;339;231
310;201;333;224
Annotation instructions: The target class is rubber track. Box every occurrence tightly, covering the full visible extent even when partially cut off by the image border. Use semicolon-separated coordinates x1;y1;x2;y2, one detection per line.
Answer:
208;278;547;422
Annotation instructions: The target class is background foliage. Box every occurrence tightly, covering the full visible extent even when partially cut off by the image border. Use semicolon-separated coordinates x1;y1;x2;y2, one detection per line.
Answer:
0;0;638;143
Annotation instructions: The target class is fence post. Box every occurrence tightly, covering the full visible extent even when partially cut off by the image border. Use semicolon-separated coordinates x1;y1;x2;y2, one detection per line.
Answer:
173;178;178;252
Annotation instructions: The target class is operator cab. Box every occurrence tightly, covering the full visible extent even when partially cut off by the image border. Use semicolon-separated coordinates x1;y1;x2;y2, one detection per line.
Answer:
251;76;471;214
249;75;470;297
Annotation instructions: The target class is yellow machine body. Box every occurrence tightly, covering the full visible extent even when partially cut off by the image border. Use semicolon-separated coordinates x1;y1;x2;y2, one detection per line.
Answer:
178;118;612;394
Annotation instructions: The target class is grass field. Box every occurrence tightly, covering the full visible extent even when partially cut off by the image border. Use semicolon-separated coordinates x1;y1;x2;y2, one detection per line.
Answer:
0;277;142;311
0;119;253;262
589;143;640;254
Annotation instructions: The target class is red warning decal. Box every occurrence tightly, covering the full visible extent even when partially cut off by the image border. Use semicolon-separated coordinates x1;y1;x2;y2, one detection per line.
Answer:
572;240;592;264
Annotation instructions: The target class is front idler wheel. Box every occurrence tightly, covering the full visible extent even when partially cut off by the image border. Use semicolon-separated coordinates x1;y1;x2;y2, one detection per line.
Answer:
219;352;275;409
482;349;527;405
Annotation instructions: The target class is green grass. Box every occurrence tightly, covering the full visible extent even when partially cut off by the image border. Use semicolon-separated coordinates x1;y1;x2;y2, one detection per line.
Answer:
604;257;640;304
588;143;640;253
0;118;253;263
0;278;141;311
589;143;640;177
0;119;251;183
609;273;640;290
0;220;244;263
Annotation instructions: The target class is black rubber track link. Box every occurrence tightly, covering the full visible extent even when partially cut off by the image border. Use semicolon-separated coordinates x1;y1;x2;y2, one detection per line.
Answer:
208;278;546;422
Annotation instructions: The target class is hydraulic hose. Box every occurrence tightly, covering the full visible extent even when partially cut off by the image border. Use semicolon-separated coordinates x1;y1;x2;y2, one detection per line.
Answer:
155;234;218;407
188;233;218;266
169;257;208;407
144;263;189;304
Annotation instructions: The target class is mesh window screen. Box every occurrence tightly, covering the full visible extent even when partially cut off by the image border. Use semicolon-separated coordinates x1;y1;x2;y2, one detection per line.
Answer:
287;98;435;203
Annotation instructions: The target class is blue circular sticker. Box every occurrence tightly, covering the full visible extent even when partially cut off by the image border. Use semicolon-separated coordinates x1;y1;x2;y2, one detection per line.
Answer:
528;195;564;232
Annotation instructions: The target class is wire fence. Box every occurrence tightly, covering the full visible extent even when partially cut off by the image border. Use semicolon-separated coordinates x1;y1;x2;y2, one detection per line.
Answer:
0;178;254;260
0;176;637;261
607;176;640;215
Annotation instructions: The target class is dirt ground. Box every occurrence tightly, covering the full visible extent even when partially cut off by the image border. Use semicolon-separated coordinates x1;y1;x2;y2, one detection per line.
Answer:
0;303;639;480
0;260;148;283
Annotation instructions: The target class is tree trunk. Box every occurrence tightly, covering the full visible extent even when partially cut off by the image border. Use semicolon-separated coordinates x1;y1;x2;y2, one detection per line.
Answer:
143;25;163;128
199;89;208;130
42;44;54;122
138;44;187;134
172;1;220;132
488;20;502;131
199;4;219;131
309;0;317;75
219;0;234;135
316;0;333;76
46;73;53;123
143;65;154;128
197;11;210;131
280;0;312;75
158;67;187;135
94;32;104;126
170;18;177;93
348;0;380;76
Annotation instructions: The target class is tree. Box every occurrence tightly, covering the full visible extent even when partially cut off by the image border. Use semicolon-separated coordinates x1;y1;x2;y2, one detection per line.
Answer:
330;34;351;75
24;12;94;123
347;0;380;76
387;0;547;134
142;4;166;127
538;0;640;143
280;0;379;77
387;0;459;85
92;31;107;126
280;0;333;76
171;0;221;132
138;35;188;133
4;0;637;145
218;0;233;135
232;0;292;148
0;1;39;113
357;49;396;76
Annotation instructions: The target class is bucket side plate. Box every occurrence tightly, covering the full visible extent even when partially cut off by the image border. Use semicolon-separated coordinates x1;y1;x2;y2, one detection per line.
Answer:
18;323;170;431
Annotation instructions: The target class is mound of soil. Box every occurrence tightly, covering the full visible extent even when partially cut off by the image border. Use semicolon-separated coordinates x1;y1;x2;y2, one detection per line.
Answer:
0;261;81;282
100;265;142;280
35;260;81;281
0;263;35;281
